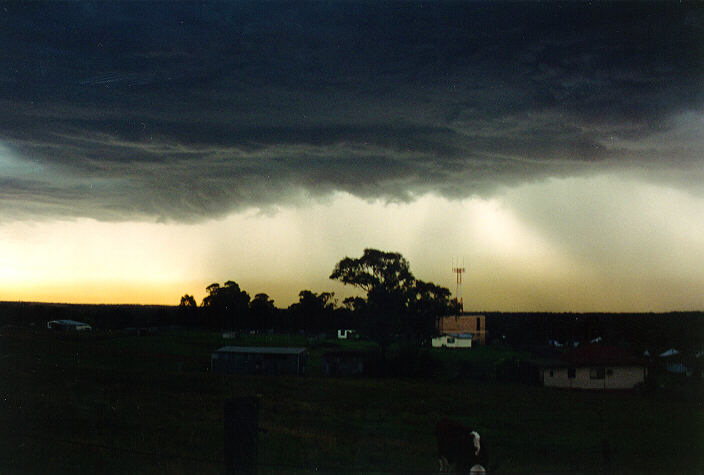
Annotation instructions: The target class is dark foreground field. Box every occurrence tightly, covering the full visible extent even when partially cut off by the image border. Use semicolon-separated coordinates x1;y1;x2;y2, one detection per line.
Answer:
1;328;702;474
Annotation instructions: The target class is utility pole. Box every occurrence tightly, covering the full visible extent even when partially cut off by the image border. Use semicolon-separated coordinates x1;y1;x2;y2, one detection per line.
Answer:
452;257;466;313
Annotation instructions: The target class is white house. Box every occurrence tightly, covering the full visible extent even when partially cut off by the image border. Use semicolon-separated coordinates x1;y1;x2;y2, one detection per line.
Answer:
432;333;473;349
543;344;647;390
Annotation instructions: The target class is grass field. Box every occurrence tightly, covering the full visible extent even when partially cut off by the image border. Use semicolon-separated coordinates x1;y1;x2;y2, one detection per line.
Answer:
1;327;702;473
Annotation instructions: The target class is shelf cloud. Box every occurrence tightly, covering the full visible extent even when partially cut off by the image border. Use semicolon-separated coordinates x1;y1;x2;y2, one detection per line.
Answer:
1;2;702;222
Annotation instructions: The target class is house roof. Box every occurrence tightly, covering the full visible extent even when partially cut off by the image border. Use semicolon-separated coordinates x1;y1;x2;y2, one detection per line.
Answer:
562;344;644;367
214;346;306;355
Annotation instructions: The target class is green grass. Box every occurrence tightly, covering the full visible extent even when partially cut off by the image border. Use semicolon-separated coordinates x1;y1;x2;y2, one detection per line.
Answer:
1;328;702;473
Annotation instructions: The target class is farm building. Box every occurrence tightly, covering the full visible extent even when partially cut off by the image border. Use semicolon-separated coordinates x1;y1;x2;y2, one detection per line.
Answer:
542;344;647;390
321;350;368;376
211;346;307;376
46;320;92;331
438;314;486;345
337;329;357;340
431;333;473;348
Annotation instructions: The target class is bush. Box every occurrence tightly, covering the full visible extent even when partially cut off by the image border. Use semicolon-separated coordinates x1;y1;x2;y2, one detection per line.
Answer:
365;344;442;377
389;344;441;377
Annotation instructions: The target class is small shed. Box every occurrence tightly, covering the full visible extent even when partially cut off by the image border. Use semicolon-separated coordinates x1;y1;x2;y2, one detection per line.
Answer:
337;329;357;340
47;320;92;331
211;346;307;375
321;350;369;376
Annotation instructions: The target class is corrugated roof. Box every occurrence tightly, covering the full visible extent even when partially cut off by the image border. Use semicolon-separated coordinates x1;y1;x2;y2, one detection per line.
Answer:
214;346;306;355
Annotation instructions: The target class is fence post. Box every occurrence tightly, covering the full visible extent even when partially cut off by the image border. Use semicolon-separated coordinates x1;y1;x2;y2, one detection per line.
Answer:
224;396;259;474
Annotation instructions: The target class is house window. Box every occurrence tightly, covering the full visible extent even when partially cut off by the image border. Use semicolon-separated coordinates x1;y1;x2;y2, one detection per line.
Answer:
476;318;481;332
590;367;605;379
567;367;576;379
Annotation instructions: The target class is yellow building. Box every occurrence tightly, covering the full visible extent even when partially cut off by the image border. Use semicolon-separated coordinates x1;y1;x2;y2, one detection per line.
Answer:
438;314;486;345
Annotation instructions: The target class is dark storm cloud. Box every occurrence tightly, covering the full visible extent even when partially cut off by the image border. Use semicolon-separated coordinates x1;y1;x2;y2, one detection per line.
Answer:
0;2;702;221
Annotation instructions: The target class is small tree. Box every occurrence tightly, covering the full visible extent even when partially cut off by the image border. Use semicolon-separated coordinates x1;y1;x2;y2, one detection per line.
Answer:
178;294;198;326
179;294;197;308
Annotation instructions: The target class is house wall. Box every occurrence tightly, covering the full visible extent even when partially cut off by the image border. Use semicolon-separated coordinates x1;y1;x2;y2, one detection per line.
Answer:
543;366;646;390
438;315;485;344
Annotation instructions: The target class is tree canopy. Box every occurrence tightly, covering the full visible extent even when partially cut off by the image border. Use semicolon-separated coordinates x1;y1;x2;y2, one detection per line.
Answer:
330;249;413;292
179;294;196;308
201;280;251;330
330;249;458;351
288;290;337;332
249;293;277;330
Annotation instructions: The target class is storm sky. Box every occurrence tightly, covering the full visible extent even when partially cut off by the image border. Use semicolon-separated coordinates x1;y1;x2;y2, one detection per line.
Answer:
1;2;703;310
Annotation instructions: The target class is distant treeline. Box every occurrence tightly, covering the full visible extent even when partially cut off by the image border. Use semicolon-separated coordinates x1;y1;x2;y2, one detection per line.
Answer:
177;282;356;334
484;311;704;354
1;300;701;353
0;301;179;330
0;293;355;334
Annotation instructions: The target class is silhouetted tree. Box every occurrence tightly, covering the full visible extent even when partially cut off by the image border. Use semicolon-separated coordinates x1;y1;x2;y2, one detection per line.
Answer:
331;249;414;293
249;293;276;330
407;280;460;344
202;283;220;308
288;290;336;333
342;296;366;312
178;294;198;326
179;294;197;308
330;249;457;358
201;281;250;330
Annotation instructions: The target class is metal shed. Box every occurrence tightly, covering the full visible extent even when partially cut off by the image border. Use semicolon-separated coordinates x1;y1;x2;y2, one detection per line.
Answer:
211;346;307;375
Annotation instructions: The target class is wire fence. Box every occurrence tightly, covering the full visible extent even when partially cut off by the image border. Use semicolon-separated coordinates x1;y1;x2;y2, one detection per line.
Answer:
11;430;221;466
10;429;439;473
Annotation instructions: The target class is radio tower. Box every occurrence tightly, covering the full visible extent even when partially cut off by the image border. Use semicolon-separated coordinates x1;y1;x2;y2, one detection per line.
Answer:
452;257;466;313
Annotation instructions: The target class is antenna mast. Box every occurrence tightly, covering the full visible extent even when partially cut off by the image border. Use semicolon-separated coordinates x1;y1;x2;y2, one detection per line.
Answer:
451;257;466;313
